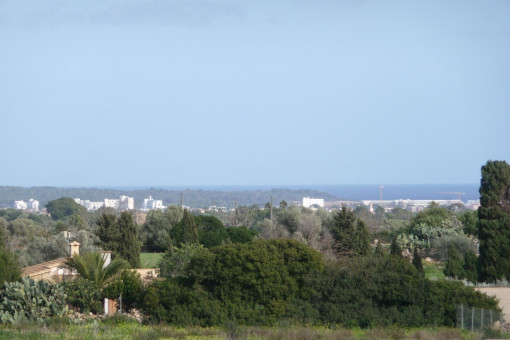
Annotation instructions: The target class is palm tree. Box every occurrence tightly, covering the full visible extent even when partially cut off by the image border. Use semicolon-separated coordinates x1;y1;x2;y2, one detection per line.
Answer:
64;252;130;289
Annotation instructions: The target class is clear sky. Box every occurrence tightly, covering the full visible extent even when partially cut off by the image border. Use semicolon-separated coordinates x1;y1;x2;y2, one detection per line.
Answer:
1;0;509;187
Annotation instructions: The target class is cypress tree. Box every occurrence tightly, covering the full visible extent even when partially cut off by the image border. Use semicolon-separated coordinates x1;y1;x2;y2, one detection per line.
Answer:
182;209;199;245
354;220;371;256
478;160;510;282
390;238;402;257
96;212;119;252
116;212;141;268
412;247;424;276
444;245;464;279
330;206;371;256
374;242;385;257
463;250;478;283
0;226;21;283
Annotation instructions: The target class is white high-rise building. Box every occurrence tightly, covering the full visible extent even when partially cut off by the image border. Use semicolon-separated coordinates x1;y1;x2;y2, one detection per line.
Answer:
302;197;325;208
13;200;27;210
27;199;39;212
74;198;104;211
75;196;134;211
119;195;134;210
142;196;164;211
104;198;120;209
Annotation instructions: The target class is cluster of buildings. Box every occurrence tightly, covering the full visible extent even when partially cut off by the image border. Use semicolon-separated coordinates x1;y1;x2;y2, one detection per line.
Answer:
302;197;325;208
12;199;40;212
74;195;135;211
140;196;164;211
73;195;170;212
8;195;480;214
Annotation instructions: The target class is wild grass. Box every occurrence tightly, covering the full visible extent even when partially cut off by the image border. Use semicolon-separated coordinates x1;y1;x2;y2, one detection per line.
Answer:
0;321;502;340
139;253;164;268
423;261;445;281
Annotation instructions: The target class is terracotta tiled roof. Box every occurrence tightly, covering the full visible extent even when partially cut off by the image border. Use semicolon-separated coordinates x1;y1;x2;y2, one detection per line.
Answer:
21;257;69;277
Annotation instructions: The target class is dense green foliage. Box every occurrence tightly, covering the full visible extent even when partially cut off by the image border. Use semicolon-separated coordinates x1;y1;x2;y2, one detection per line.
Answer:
390;238;402;257
45;197;86;221
146;239;498;328
226;226;258;244
116;212;141;268
477;160;510;282
444;245;464;279
0;277;67;324
330;207;370;256
412;247;424;275
61;278;102;314
0;225;21;284
159;244;204;278
0;247;21;284
182;209;199;245
140;207;182;252
196;215;230;248
96;212;141;268
147;239;324;325
103;270;143;312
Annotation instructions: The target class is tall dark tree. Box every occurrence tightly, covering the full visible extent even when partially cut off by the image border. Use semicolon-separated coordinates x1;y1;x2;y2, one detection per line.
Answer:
0;227;21;283
354;220;371;256
374;242;385;257
463;250;478;283
390;238;402;257
95;212;140;268
412;247;424;276
182;209;199;245
444;245;464;279
477;160;510;282
96;212;119;252
330;206;371;256
116;212;141;268
142;210;173;252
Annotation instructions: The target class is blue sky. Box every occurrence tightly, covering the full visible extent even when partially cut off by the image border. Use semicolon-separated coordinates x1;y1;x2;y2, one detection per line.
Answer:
1;0;509;186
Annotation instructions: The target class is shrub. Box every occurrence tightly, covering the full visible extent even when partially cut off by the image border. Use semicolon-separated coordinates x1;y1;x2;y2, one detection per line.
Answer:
61;278;102;314
103;270;143;311
0;277;67;323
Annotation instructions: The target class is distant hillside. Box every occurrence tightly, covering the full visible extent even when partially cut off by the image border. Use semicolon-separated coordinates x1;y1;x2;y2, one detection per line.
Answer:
0;186;339;209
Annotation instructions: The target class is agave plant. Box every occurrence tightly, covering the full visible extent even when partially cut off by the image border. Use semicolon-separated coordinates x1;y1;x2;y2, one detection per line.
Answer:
64;252;130;289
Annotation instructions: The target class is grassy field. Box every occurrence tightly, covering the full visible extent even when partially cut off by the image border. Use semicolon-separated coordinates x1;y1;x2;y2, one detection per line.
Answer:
140;253;164;268
423;261;445;281
0;320;502;340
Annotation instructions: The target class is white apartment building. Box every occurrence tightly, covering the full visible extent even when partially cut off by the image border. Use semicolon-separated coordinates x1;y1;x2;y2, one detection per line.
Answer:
103;196;134;210
302;197;325;208
104;198;120;209
142;196;164;211
27;199;39;212
119;195;134;210
75;196;134;211
74;198;104;211
13;200;28;210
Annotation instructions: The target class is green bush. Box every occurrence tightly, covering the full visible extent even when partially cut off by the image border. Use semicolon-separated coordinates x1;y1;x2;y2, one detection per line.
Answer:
0;247;21;284
147;239;323;325
0;277;67;323
61;278;102;314
144;240;500;328
227;226;258;244
103;270;143;311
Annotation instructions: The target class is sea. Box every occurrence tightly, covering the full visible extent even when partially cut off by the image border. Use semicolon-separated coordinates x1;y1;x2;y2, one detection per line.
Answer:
112;184;481;202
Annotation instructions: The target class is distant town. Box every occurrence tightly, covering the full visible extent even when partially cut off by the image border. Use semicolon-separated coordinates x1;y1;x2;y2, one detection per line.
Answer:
9;195;481;214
